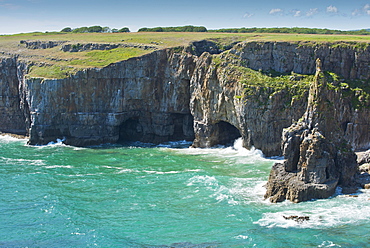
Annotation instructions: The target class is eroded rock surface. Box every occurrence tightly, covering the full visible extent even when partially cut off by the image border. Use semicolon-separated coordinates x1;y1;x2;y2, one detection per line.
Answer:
264;59;359;203
22;49;196;146
0;41;369;157
0;57;27;134
20;40;67;49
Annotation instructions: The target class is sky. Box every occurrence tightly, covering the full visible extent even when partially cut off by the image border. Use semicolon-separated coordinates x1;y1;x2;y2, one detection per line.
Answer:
1;0;370;34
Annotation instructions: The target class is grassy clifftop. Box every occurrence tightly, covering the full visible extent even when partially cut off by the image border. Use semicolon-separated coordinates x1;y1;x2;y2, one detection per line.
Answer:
1;32;370;79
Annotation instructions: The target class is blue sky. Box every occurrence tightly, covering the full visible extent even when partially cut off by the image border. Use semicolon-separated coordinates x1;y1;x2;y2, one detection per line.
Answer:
1;0;370;34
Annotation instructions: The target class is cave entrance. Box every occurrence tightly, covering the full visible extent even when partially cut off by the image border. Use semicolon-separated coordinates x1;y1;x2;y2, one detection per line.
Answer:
118;117;143;142
214;121;241;146
118;114;195;144
170;113;194;141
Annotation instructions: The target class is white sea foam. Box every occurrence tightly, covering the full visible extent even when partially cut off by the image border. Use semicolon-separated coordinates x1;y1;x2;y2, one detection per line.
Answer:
318;241;341;247
0;134;27;143
187;175;254;205
175;138;267;163
235;180;268;204
32;138;82;150
116;168;138;174
234;235;249;240
143;170;181;174
255;189;370;229
187;175;219;187
45;138;66;147
184;169;203;173
44;165;73;169
1;157;45;166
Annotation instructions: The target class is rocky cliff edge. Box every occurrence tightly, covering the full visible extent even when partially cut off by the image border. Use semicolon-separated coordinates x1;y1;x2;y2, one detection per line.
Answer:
0;41;369;202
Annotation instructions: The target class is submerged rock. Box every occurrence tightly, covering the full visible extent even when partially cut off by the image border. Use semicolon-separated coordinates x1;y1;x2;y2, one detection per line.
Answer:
283;215;310;223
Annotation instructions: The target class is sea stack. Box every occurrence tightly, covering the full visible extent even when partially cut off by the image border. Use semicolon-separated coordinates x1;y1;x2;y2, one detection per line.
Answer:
264;58;358;203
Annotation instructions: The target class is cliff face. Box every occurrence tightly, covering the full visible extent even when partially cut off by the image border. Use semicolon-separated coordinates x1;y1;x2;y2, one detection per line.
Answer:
0;57;27;135
0;41;369;159
23;49;196;145
190;42;370;156
190;52;308;156
230;42;370;80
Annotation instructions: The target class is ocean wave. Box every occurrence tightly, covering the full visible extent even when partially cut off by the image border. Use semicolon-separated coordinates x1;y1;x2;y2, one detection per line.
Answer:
24;138;71;149
174;138;267;163
1;157;45;166
116;168;139;174
143;170;182;175
44;165;73;169
186;175;255;206
0;134;28;143
255;189;370;229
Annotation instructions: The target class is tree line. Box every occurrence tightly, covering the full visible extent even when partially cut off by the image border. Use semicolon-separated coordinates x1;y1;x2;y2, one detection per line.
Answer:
138;25;207;32
60;25;370;35
208;27;370;35
61;26;130;33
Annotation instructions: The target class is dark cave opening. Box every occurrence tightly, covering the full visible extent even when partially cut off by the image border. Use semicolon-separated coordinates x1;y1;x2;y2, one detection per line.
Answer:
118;117;143;142
214;121;241;146
118;113;195;144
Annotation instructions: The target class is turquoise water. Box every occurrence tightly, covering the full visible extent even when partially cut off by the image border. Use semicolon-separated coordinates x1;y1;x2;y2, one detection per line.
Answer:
1;136;370;247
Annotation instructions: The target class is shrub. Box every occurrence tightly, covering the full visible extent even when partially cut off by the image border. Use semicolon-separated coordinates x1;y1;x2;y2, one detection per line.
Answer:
118;27;130;33
61;27;72;32
87;26;103;33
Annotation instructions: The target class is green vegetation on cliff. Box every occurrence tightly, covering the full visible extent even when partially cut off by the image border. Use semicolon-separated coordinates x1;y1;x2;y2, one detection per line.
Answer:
325;72;370;109
68;47;149;67
211;51;312;104
1;31;370;79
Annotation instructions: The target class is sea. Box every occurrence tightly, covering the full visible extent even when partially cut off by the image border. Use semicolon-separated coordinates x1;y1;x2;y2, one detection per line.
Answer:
1;135;369;248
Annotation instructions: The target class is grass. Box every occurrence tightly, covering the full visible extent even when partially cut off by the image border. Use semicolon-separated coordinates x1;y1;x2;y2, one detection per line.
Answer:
208;52;313;107
237;67;312;105
27;64;77;79
68;47;150;67
1;31;370;78
324;71;370;109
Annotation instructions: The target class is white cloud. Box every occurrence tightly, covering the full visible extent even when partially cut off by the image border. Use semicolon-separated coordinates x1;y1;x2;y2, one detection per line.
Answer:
365;4;370;15
326;5;338;13
306;8;318;17
243;12;254;18
269;8;283;15
352;4;370;16
292;10;302;17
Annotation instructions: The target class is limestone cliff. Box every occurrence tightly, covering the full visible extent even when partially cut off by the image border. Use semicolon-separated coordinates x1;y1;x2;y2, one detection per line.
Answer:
189;52;308;156
22;49;196;146
190;42;370;156
0;56;27;135
0;41;369;159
